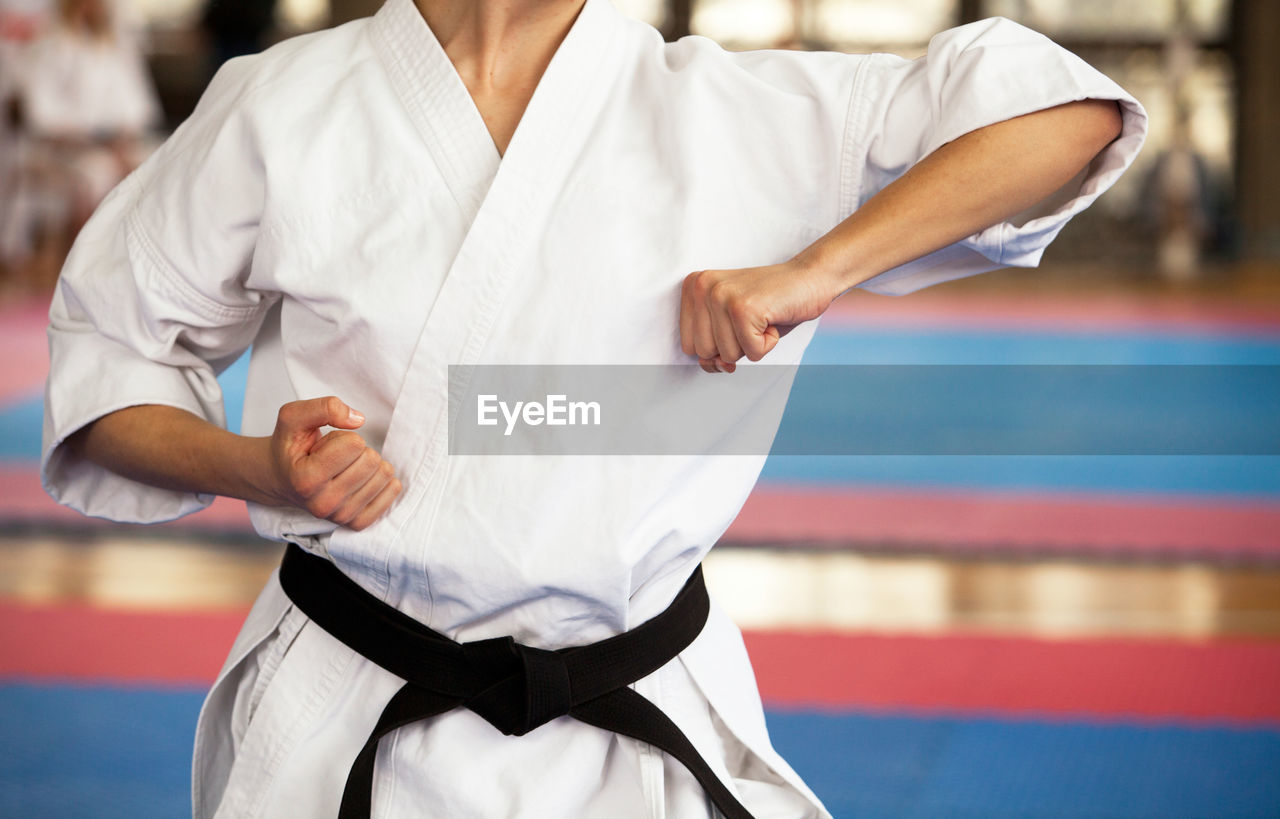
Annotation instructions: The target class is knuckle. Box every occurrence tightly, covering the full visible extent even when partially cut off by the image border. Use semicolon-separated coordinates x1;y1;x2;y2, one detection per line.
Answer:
727;295;756;321
355;451;380;475
276;402;298;428
332;432;366;455
323;396;344;417
305;488;342;519
306;497;337;519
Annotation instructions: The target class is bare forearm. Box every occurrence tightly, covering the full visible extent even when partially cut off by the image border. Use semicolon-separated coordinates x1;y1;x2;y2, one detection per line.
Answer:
795;98;1125;292
679;98;1125;370
68;405;281;505
66;398;403;530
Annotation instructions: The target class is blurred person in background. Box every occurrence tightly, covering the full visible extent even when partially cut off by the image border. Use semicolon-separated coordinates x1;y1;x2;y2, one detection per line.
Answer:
40;0;1145;817
3;0;160;291
0;0;50;288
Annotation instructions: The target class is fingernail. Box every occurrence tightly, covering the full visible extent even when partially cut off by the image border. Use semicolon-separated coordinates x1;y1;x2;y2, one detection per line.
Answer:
348;409;365;424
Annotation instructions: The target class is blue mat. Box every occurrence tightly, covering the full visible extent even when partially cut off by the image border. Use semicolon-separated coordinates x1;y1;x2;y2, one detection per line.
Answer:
0;683;200;819
5;331;1280;496
768;708;1280;819
3;682;1279;818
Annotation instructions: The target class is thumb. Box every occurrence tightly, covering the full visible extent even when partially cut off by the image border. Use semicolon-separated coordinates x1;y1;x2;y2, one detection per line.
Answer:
758;325;781;359
742;312;782;362
278;396;365;436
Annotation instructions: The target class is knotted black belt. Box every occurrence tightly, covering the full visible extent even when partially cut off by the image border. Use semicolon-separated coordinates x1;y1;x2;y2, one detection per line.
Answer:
278;543;755;819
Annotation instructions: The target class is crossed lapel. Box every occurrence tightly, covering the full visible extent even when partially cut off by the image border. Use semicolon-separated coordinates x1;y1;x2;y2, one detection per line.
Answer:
329;0;624;597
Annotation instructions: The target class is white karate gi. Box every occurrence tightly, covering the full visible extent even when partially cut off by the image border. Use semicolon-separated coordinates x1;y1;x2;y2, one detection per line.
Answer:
20;26;160;140
41;0;1146;816
6;20;160;254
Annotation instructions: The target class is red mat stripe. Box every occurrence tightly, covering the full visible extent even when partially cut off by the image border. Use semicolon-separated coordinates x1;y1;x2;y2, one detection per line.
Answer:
0;601;242;686
745;630;1280;725
728;486;1280;557
3;601;1279;724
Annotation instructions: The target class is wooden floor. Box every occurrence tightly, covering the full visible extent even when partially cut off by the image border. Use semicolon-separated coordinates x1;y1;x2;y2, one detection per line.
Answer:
4;531;1278;640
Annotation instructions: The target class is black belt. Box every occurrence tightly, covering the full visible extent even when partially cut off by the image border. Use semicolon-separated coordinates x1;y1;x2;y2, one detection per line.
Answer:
278;543;755;819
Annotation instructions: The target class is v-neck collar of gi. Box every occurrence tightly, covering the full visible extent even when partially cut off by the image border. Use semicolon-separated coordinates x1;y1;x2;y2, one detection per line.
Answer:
340;0;623;599
371;0;616;221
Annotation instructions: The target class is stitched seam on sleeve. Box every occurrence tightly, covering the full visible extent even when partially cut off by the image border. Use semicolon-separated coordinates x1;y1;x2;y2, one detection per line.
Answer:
125;208;267;324
837;55;874;219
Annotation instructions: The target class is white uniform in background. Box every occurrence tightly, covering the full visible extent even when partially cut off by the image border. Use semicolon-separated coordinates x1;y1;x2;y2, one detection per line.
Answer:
6;11;160;253
21;27;159;139
41;0;1146;816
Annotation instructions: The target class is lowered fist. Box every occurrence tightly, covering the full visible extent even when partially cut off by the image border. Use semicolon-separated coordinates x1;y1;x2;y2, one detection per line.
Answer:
267;396;402;530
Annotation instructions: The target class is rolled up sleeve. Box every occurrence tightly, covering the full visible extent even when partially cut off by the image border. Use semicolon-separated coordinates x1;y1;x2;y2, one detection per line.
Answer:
42;57;277;523
843;16;1148;296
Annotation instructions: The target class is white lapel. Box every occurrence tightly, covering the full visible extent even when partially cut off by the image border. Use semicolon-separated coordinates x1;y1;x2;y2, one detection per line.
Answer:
330;0;625;600
369;0;500;222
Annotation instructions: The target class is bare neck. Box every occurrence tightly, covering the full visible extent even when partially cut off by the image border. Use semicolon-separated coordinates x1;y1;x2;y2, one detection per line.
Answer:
413;0;586;94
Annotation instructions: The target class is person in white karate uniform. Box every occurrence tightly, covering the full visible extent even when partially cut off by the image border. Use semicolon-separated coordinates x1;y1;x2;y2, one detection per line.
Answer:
18;0;161;219
4;0;160;281
41;0;1146;816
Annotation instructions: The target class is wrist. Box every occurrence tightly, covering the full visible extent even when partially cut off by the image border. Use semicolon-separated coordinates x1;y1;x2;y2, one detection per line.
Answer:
790;243;872;302
227;434;289;507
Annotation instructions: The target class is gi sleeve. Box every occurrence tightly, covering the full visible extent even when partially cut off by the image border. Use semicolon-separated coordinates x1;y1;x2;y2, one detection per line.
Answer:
842;16;1147;296
42;56;278;523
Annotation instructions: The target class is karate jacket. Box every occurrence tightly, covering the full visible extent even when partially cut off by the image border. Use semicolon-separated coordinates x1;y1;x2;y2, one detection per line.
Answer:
41;0;1147;815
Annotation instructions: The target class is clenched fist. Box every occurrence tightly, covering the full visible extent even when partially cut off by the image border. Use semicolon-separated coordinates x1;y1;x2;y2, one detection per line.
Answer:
679;259;838;373
267;396;402;530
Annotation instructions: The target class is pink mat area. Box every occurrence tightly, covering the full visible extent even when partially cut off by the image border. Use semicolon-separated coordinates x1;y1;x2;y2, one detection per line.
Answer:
0;300;51;405
729;486;1280;559
824;291;1280;334
5;465;1280;559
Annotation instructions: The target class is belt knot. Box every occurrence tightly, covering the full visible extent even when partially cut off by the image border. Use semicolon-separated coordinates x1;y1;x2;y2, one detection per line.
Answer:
461;636;573;737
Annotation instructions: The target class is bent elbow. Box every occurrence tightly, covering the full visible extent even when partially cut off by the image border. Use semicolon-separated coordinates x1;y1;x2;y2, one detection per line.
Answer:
1080;98;1125;153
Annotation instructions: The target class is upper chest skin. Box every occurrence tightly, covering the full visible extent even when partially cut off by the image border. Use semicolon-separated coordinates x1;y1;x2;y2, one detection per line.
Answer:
461;77;538;158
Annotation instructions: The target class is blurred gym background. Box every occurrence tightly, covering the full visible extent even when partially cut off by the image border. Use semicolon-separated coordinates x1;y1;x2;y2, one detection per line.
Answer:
2;0;1278;817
